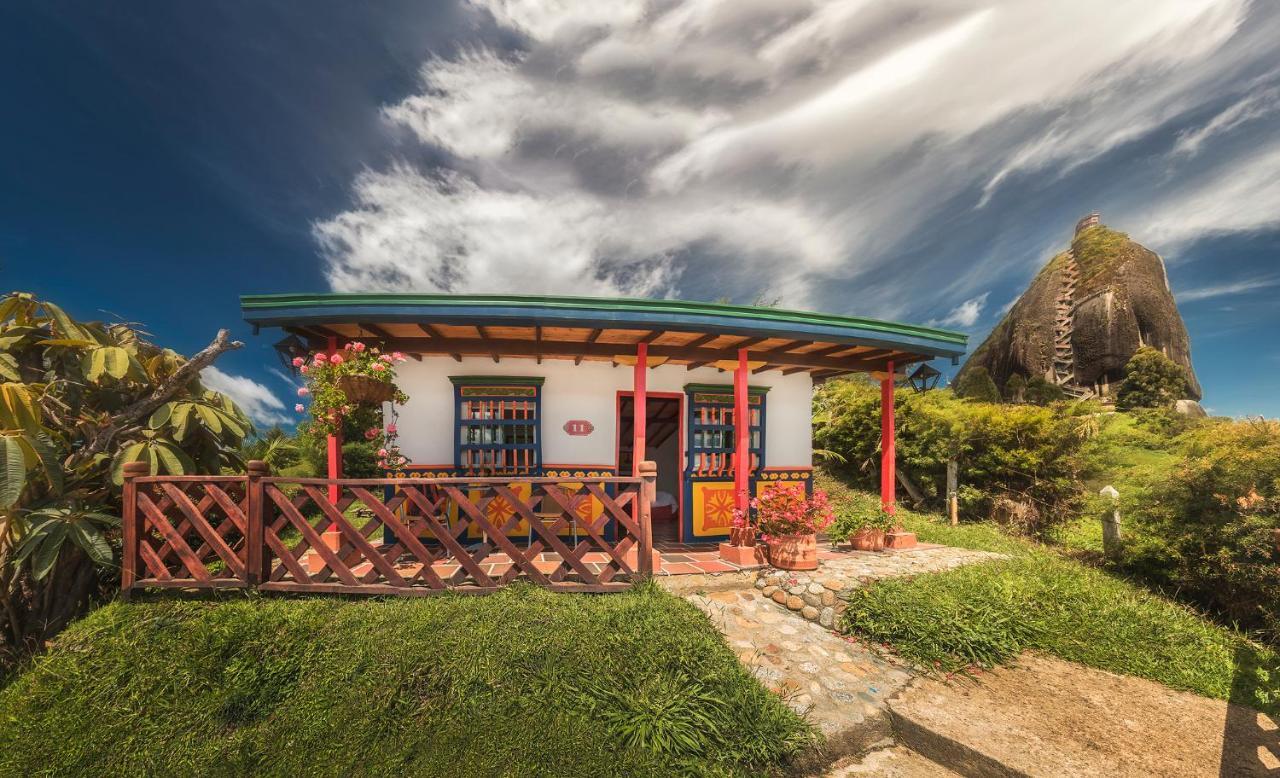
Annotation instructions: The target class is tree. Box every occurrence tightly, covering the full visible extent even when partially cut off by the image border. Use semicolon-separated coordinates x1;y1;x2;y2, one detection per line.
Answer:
1024;376;1066;405
1116;347;1187;410
953;366;1000;403
0;292;248;660
1004;373;1027;403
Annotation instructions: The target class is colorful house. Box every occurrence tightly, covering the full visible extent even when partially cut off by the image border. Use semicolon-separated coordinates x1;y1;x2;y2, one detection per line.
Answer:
241;293;966;545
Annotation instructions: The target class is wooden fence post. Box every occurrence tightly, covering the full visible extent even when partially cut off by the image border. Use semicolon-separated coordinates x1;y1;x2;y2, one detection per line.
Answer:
245;460;270;588
1100;485;1121;558
638;460;657;578
946;457;959;527
120;461;149;599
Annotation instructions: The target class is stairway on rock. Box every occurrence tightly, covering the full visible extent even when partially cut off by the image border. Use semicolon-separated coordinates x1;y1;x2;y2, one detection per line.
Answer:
1052;252;1094;400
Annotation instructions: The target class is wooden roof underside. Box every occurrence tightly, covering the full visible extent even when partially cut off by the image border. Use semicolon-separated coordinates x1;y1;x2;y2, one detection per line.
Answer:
281;321;930;378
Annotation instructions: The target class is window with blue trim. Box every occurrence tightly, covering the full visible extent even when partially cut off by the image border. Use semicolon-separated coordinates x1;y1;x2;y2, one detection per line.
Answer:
684;385;766;477
451;377;543;476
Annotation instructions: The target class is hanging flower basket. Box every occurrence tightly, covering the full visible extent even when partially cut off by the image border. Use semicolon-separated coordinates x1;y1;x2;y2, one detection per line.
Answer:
337;374;396;405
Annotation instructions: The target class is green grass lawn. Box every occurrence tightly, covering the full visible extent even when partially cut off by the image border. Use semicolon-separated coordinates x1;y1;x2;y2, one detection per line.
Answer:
0;583;813;777
817;474;1279;715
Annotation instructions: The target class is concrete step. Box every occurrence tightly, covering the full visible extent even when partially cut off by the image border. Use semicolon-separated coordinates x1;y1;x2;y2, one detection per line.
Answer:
885;653;1278;777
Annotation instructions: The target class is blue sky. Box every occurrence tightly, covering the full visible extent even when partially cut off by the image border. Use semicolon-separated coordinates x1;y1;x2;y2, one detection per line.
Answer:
3;1;1279;423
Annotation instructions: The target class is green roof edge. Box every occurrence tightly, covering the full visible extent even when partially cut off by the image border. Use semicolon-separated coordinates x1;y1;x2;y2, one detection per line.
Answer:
240;292;967;346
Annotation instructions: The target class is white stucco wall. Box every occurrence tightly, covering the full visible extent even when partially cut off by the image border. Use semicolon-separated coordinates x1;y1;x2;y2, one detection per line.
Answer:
388;356;813;469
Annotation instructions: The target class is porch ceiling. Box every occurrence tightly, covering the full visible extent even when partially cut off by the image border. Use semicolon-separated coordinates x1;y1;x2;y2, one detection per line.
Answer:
241;293;967;378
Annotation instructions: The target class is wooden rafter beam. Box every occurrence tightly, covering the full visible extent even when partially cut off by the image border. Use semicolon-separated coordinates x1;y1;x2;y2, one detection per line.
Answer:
356;322;393;340
416;323;443;338
370;337;905;373
731;336;769;351
475;326;500;363
639;330;664;344
684;333;719;349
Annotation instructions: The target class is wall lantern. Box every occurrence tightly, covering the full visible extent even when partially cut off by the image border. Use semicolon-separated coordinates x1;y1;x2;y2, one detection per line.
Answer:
273;334;309;373
908;363;942;393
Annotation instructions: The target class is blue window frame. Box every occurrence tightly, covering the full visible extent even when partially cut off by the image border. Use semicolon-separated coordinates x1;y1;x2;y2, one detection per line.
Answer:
450;377;544;476
683;384;766;478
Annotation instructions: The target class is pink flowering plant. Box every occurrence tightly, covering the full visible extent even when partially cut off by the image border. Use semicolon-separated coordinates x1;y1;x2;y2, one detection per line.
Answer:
293;342;410;468
735;483;834;542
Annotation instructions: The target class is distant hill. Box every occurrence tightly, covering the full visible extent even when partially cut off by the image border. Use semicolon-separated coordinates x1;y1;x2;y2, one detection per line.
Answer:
957;213;1200;401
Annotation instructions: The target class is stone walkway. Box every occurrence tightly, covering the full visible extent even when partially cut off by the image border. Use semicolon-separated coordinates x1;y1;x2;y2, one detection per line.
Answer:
755;546;1004;627
685;586;912;759
665;544;1006;765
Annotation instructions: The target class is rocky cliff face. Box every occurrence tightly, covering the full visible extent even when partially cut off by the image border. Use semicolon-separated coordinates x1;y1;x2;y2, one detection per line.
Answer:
957;216;1201;400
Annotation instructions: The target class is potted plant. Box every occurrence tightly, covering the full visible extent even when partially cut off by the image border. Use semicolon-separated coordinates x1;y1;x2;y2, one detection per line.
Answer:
294;342;411;470
829;505;895;552
748;483;834;571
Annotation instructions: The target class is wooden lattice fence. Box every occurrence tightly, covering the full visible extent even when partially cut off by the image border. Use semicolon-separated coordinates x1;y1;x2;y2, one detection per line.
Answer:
122;460;656;597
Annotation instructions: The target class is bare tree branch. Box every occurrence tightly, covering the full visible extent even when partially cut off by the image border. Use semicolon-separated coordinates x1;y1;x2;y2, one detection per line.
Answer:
80;329;243;457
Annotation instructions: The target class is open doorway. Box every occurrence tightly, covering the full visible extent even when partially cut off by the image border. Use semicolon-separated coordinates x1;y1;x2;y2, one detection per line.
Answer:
617;393;683;544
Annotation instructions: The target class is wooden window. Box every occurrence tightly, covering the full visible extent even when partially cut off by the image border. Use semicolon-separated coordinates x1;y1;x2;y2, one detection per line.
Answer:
451;378;543;476
685;386;765;477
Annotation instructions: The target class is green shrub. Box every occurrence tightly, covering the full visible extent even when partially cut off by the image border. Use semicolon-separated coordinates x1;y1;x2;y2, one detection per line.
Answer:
953;366;1000;403
1136;418;1280;644
0;584;814;776
1003;373;1026;403
1116;347;1188;410
1024;376;1066;405
814;380;1095;533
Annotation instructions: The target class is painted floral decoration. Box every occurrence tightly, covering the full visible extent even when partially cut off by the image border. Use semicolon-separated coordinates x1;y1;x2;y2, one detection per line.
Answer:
735;483;833;542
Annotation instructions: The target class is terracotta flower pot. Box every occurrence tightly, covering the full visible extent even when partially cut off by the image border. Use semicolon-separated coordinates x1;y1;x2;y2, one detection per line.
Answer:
849;528;886;552
766;533;818;570
337;374;396;404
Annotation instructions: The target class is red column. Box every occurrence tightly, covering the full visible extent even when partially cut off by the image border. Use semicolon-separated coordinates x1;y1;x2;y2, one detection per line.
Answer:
632;342;647;476
734;348;749;512
880;360;896;514
326;336;342;504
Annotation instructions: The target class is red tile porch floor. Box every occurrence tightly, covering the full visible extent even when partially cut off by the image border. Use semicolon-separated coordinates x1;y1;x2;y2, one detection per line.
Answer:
301;539;945;580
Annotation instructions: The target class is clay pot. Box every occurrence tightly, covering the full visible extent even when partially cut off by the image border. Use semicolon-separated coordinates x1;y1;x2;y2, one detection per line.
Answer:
766;533;818;571
849;528;886;552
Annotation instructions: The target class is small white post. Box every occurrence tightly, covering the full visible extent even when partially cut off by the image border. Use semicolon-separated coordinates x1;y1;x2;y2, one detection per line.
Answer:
946;457;959;527
1100;485;1121;557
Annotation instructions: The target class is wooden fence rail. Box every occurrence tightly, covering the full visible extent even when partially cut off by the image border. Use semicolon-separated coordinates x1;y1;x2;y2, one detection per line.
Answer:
122;460;656;597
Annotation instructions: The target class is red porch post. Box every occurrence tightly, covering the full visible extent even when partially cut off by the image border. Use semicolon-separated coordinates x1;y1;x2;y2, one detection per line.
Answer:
720;346;764;563
880;360;895;513
632;342;647;475
881;361;917;549
733;347;749;512
326;335;342;504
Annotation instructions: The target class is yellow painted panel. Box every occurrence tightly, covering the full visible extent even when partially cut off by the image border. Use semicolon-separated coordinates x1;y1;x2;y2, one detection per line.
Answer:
691;481;737;537
755;480;806;498
554;482;604;537
463;481;533;539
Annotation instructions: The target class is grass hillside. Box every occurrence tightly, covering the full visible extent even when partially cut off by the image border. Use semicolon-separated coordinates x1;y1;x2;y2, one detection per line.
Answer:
820;476;1279;715
0;584;812;777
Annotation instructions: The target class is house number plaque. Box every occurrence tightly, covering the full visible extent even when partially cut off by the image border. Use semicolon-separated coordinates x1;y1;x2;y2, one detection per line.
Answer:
563;420;594;436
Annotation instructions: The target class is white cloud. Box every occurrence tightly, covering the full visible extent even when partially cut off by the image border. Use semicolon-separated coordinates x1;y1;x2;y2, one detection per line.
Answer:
1171;86;1280;157
931;292;989;329
1133;137;1280;249
315;0;1276;308
201;366;292;427
1176;275;1280;302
